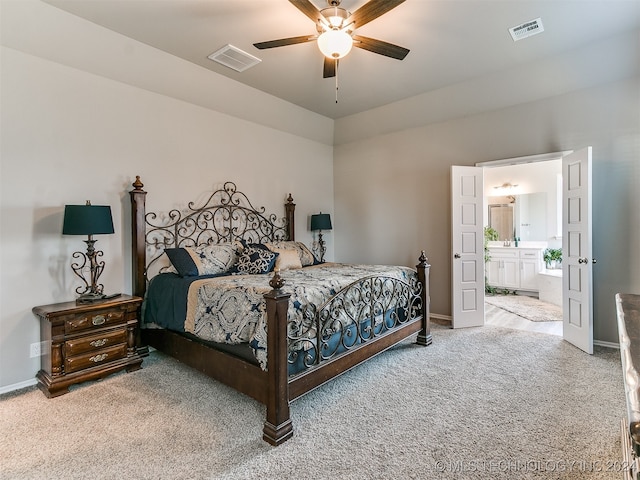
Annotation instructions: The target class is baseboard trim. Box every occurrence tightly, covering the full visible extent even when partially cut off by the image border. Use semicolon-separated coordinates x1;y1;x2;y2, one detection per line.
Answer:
0;378;37;395
431;313;452;326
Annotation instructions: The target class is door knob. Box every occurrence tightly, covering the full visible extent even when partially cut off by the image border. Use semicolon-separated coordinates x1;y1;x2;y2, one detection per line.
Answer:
578;257;588;264
454;253;461;259
592;258;597;264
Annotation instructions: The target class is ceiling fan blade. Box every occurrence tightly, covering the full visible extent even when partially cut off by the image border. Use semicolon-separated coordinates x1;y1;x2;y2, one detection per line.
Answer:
323;58;336;78
253;35;316;49
352;35;409;60
347;0;406;29
288;0;327;26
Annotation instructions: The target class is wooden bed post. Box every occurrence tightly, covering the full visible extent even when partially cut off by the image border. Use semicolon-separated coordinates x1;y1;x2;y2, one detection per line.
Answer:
416;251;432;346
262;271;294;446
130;176;147;299
285;193;295;241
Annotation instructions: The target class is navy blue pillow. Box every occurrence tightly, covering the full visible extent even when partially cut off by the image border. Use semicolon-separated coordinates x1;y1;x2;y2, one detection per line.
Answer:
234;246;278;274
164;248;199;277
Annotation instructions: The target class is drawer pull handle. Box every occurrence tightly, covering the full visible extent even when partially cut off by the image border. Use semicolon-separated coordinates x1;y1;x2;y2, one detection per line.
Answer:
90;339;108;348
89;353;108;363
92;315;106;326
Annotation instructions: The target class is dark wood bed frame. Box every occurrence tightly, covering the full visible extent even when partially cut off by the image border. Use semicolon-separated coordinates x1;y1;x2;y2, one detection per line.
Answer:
129;176;432;445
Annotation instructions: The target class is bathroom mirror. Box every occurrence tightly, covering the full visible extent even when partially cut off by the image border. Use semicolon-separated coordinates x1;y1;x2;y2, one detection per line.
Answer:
489;192;548;241
515;192;547;241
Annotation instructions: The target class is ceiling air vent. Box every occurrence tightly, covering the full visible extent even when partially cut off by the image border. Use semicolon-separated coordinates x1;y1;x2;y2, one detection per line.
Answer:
509;18;544;42
207;44;261;72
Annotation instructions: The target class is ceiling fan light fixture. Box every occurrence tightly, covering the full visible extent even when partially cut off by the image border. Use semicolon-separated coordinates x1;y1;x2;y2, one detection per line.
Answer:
328;16;343;27
320;6;349;28
317;29;353;59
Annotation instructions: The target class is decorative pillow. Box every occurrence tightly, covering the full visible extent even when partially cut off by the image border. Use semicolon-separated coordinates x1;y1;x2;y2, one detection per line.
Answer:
272;247;302;271
164;243;239;277
264;241;316;266
234;246;279;274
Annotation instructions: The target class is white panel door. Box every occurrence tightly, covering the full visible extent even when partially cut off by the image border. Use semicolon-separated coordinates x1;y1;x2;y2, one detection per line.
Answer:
451;166;485;328
562;147;593;354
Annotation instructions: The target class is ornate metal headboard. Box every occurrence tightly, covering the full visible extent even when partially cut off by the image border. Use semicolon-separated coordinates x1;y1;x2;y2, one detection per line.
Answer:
129;176;295;298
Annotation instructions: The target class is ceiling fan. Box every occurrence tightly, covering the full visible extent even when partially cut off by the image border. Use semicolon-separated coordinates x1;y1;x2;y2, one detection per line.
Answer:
253;0;409;79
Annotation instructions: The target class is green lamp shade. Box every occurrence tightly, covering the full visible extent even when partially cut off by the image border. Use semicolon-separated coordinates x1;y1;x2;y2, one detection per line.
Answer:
310;213;332;231
63;205;114;235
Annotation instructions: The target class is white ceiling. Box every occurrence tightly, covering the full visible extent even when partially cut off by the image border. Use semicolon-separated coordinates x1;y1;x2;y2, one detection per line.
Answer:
43;0;640;120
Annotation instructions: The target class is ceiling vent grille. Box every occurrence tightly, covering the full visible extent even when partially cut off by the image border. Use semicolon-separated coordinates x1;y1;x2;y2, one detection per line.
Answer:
207;44;261;72
509;18;544;42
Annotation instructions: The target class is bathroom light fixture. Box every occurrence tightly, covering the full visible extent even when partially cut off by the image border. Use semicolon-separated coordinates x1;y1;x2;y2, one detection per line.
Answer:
493;182;519;194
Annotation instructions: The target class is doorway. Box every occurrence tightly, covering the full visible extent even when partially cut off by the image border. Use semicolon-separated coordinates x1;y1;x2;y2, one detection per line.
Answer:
482;159;563;336
452;148;594;353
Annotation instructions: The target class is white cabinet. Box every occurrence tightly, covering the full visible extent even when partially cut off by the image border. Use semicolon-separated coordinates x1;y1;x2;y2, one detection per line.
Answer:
486;258;500;286
519;250;541;290
486;248;543;291
486;248;520;289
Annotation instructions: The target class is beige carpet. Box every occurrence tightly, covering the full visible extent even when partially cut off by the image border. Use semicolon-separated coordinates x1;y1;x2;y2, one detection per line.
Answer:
485;294;562;322
0;324;624;479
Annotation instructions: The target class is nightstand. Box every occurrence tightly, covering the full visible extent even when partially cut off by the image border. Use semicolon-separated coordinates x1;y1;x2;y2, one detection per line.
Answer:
33;294;148;398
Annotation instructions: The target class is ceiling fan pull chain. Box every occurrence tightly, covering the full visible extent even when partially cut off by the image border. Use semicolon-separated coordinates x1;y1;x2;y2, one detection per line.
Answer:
335;60;339;103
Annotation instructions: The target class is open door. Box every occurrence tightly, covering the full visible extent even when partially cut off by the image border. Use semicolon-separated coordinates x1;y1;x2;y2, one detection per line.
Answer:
562;147;594;353
451;166;485;328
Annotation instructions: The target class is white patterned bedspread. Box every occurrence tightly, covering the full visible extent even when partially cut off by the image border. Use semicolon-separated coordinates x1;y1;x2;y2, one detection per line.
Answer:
183;263;417;370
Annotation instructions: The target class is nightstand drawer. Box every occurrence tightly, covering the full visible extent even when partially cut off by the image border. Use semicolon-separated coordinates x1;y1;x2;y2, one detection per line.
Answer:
64;329;127;357
65;344;127;374
65;309;125;334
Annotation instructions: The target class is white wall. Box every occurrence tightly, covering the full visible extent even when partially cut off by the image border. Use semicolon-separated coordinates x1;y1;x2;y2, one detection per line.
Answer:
334;76;640;344
0;5;334;390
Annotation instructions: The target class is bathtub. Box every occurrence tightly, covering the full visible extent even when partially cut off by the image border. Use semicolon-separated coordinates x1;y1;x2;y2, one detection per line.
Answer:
538;268;562;306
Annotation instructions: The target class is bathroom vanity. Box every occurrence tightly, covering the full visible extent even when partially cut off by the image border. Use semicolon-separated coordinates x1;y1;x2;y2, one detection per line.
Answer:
486;246;544;292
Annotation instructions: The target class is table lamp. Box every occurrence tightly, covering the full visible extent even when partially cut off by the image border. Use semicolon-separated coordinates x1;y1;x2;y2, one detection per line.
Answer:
310;213;332;262
62;201;114;303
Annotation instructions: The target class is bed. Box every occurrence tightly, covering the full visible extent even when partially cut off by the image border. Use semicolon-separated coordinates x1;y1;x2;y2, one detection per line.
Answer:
129;176;432;445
